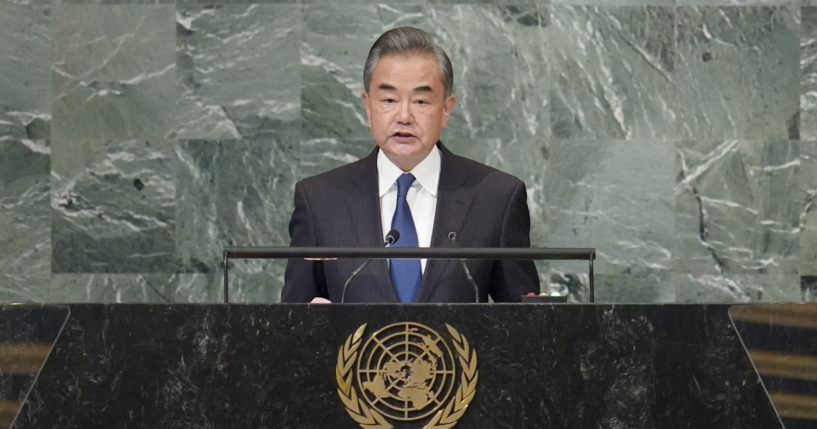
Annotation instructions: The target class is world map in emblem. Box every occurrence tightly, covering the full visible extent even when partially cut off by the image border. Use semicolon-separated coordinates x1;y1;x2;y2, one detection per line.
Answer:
355;322;457;421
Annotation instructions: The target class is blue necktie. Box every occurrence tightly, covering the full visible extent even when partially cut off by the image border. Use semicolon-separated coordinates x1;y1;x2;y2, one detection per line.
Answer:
390;173;422;302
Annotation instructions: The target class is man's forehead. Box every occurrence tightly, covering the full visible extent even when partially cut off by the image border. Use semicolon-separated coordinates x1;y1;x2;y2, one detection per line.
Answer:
371;53;444;91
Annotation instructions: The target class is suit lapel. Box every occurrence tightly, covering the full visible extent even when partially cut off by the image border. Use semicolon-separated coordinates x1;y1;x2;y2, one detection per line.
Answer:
343;147;397;301
344;147;384;247
415;143;476;302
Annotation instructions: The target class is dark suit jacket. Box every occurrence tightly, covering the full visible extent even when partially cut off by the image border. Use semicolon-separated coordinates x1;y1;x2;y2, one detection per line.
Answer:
281;143;539;302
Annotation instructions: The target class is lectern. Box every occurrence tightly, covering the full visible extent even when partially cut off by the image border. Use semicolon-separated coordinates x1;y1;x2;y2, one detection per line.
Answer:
8;304;781;428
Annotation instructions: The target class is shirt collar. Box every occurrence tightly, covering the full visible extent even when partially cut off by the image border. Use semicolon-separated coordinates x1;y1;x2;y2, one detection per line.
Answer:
377;145;441;198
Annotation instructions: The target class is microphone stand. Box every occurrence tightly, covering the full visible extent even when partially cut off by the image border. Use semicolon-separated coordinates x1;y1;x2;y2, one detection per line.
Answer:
447;231;479;303
340;230;400;303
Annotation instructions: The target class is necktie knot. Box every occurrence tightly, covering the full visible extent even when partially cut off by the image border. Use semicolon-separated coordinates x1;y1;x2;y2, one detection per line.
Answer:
396;174;415;198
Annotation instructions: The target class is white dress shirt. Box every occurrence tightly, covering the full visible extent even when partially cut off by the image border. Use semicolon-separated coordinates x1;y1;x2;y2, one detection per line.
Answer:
378;146;441;273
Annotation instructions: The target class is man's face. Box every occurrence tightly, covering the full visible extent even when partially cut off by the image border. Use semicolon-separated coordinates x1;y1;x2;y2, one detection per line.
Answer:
361;53;456;172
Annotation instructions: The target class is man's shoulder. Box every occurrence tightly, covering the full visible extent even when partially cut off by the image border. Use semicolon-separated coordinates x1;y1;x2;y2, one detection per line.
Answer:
444;149;525;189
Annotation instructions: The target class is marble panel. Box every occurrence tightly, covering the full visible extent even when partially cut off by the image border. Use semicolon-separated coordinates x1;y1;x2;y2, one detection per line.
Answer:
550;6;676;140
802;7;817;140
175;138;298;302
0;140;51;303
673;139;801;302
51;5;175;140
674;273;800;302
0;4;51;141
677;0;797;5
801;141;817;275
175;4;301;140
174;0;291;4
674;6;800;139
47;273;220;303
543;139;676;302
297;137;376;180
301;0;544;4
596;272;675;303
51;139;177;273
50;0;173;4
552;0;673;8
225;260;288;303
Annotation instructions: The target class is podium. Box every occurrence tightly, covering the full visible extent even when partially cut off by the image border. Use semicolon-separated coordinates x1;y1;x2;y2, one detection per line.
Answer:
8;304;780;428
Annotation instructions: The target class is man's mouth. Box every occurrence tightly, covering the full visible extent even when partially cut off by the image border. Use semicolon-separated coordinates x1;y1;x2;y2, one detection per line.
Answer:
393;132;414;138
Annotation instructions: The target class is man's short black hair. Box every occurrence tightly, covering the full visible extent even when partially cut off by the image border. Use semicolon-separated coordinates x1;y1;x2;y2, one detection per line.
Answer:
363;26;454;97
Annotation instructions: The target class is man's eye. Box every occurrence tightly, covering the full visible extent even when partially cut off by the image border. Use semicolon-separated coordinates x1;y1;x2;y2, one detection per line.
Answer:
416;100;428;105
383;98;395;104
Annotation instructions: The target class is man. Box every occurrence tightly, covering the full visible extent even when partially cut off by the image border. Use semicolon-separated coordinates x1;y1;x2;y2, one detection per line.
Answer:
281;26;538;303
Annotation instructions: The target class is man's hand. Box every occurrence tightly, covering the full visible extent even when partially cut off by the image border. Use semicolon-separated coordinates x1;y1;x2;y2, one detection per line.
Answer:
310;297;332;304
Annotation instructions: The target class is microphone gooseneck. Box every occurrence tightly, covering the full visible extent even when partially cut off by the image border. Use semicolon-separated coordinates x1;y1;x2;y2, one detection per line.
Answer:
448;232;479;303
341;229;400;303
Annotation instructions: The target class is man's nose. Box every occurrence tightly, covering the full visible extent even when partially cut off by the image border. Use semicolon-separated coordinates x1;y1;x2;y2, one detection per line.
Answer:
396;101;413;124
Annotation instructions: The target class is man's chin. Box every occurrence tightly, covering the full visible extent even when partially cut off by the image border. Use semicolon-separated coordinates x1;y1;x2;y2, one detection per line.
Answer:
380;144;431;171
381;141;416;154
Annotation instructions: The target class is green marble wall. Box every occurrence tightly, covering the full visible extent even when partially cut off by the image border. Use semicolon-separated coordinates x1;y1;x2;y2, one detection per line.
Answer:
0;0;815;304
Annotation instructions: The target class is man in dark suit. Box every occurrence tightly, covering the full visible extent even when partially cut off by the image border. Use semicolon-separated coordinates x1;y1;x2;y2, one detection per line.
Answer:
281;27;538;303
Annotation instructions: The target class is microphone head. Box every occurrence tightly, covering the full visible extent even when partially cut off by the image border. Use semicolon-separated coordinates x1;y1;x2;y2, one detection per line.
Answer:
385;229;400;245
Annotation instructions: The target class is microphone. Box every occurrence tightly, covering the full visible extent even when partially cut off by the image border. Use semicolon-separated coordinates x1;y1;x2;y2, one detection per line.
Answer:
448;232;479;303
341;229;399;303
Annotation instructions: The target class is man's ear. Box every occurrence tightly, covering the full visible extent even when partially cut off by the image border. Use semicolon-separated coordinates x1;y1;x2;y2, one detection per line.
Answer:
361;91;372;126
442;94;456;127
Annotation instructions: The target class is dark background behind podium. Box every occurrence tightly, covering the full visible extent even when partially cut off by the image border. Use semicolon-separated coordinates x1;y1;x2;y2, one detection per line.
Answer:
1;1;816;304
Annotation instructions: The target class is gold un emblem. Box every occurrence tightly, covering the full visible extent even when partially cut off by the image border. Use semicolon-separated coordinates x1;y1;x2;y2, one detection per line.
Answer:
336;322;478;429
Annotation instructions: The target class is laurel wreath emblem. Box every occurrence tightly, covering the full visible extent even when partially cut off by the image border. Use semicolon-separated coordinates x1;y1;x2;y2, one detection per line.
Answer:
336;323;478;429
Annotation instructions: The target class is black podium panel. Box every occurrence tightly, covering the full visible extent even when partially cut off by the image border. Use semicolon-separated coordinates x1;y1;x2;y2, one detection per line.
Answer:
10;304;780;429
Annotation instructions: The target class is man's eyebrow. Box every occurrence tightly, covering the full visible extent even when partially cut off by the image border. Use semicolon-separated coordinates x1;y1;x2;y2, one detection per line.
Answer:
375;84;435;93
